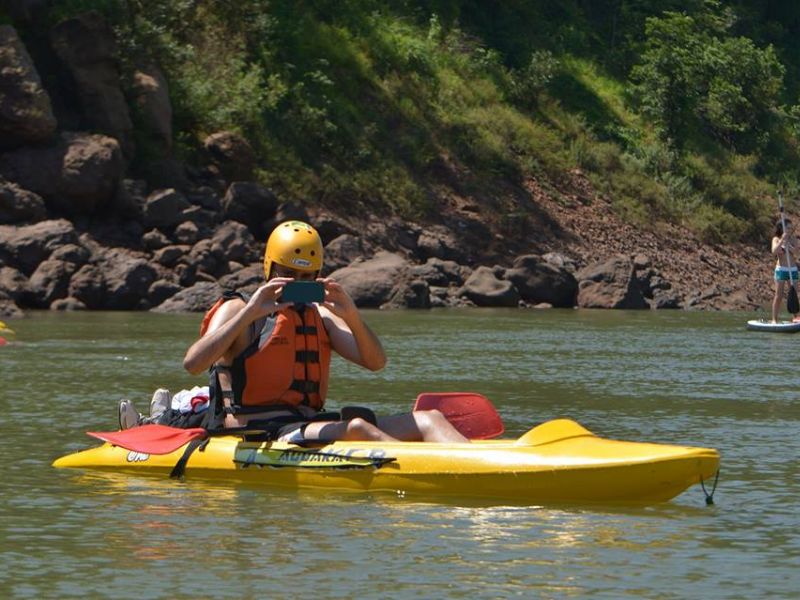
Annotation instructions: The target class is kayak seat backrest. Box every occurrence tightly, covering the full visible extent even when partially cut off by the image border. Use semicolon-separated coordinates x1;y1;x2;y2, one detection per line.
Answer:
413;392;505;440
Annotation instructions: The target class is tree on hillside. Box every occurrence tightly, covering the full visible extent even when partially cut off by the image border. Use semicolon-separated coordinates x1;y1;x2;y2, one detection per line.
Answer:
631;4;784;153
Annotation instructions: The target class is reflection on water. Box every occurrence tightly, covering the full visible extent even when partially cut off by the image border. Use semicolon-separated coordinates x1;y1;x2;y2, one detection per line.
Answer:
1;310;799;598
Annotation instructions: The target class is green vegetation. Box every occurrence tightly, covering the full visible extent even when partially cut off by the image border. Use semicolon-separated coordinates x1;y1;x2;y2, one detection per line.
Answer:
24;1;800;241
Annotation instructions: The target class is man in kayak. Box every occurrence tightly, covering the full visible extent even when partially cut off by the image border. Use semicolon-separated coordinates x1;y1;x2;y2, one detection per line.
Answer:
171;220;468;444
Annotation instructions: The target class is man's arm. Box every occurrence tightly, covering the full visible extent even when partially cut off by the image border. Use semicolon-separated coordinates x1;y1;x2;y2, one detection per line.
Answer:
183;280;291;375
318;278;387;371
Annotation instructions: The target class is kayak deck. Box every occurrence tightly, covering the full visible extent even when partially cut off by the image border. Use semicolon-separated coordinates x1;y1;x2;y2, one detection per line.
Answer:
53;419;720;505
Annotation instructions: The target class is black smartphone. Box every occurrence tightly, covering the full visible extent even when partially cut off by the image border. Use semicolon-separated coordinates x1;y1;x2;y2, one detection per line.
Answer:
280;281;325;304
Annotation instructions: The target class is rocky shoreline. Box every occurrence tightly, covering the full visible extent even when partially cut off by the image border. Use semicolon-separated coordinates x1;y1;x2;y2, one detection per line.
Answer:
0;11;774;320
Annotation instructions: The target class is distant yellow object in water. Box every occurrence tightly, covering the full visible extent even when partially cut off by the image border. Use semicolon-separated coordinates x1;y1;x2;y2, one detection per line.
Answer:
0;321;15;344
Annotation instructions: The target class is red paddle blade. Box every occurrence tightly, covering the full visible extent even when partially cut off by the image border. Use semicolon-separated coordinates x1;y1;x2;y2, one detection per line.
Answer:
413;392;505;439
87;424;207;455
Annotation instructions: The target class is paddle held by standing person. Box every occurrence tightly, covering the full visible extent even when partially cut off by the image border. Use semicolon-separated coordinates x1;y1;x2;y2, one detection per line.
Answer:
772;194;800;322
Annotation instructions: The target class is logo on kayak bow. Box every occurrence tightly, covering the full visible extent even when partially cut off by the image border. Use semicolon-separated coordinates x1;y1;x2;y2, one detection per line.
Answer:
126;451;150;463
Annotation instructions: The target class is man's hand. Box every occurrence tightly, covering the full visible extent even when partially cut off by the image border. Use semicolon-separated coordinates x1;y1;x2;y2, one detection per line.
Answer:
320;278;358;323
245;278;293;319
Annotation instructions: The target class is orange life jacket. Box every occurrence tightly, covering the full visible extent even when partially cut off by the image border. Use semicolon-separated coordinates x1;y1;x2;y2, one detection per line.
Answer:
201;294;331;411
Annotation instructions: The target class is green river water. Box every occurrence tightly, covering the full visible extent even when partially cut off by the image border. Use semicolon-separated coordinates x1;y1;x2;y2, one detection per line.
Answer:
1;309;798;598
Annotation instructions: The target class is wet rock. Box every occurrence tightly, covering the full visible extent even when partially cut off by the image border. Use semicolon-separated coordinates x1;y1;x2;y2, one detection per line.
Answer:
103;256;158;309
576;255;648;309
51;296;86;311
68;264;106;309
27;259;78;307
152;281;223;313
383;279;431;309
459;266;520;307
505;254;577;307
410;257;471;287
147;279;182;306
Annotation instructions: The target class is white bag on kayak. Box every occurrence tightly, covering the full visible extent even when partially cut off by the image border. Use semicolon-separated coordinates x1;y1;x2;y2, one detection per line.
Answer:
171;386;210;414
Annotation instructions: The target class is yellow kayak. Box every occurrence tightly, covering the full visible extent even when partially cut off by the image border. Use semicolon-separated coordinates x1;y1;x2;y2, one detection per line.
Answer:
52;419;719;504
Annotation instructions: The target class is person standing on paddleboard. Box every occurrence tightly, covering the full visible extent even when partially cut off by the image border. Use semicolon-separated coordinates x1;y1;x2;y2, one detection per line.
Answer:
771;218;800;323
177;220;468;444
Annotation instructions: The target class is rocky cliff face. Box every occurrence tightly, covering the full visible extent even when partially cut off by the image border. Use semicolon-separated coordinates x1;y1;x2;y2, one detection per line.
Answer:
0;11;771;319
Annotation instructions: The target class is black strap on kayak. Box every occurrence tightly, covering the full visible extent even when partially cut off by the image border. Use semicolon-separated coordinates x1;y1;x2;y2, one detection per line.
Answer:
700;469;720;505
170;437;210;480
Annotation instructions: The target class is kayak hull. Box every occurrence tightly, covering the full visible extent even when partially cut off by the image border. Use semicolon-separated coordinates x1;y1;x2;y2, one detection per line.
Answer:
53;419;719;504
746;319;800;332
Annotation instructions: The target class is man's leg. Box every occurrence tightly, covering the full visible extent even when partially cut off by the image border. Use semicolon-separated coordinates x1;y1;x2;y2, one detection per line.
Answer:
302;418;399;442
377;410;469;443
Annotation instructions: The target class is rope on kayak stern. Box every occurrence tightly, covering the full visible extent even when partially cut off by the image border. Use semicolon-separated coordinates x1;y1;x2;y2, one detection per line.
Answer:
700;469;720;505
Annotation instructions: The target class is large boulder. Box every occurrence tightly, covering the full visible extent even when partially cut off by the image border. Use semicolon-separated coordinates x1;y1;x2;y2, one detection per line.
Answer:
0;25;57;150
0;266;29;302
383;279;431;309
505;254;577;307
50;11;133;153
142;188;189;229
68;263;106;309
222;182;278;236
576;255;648;309
27;258;77;307
0;219;78;274
459;266;520;307
152;281;223;313
186;238;227;278
0;132;124;214
410;257;471;287
204;131;255;181
210;221;258;264
103;255;159;309
323;234;366;274
328;251;409;307
0;290;23;318
0;177;47;224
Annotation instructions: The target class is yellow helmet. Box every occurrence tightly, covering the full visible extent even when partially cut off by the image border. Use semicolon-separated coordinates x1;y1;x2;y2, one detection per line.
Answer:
263;221;323;278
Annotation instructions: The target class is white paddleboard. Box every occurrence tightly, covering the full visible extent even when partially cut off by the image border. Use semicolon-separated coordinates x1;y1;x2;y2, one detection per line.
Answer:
746;319;800;333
